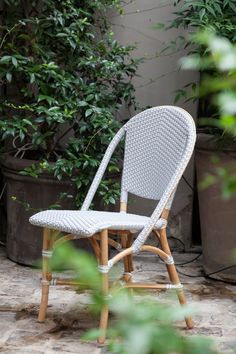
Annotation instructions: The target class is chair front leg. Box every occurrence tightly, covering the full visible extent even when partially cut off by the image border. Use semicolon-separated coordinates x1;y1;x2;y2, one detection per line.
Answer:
159;227;194;329
121;233;133;283
98;229;109;344
38;228;53;322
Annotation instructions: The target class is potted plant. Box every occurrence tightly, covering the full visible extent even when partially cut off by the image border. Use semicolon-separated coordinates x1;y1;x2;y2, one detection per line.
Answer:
163;0;236;281
181;31;236;282
0;0;140;265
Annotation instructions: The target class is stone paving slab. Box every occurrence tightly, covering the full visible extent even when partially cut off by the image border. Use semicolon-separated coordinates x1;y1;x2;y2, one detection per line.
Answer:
0;247;236;353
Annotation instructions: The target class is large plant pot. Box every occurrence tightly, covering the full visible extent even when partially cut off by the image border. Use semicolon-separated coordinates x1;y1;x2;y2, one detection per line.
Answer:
1;154;92;266
196;134;236;282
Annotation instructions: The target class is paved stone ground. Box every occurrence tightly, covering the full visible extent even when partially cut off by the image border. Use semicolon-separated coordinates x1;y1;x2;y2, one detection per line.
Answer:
0;246;235;354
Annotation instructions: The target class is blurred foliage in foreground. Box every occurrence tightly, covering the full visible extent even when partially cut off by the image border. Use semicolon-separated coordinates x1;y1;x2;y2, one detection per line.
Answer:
181;31;236;198
51;242;217;354
181;31;236;132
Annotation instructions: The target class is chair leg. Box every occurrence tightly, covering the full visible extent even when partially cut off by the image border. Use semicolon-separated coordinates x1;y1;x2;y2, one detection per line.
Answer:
38;228;53;322
119;233;133;284
159;228;194;329
98;229;109;345
120;235;131;282
126;234;134;273
119;202;133;279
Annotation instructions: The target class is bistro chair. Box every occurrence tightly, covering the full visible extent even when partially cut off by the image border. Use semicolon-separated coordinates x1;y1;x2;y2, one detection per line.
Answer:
30;106;196;344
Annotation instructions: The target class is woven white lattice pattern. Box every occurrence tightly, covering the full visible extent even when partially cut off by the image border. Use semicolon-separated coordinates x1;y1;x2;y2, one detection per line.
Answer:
29;210;166;237
121;107;190;201
130;106;196;252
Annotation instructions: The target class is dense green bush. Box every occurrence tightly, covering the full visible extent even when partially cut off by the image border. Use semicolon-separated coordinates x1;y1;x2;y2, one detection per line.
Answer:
170;0;236;41
0;0;140;206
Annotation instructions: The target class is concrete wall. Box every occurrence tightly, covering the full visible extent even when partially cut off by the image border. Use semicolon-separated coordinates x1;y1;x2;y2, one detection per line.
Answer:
112;1;199;249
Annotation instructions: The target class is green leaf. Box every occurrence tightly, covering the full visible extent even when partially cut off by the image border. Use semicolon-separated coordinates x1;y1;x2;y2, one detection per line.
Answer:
218;92;236;114
78;101;88;107
6;73;12;82
11;57;18;67
30;73;35;83
229;2;236;12
86;94;94;102
0;55;11;64
37;95;54;104
199;173;216;190
56;32;67;38
199;8;206;20
85;108;93;117
153;23;165;30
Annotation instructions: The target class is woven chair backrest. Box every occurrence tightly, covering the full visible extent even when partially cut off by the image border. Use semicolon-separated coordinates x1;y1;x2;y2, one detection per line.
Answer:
121;106;195;201
81;106;196;212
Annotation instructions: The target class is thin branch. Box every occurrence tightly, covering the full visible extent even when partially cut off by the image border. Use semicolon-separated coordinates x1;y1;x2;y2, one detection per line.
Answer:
136;70;177;89
112;3;172;17
84;127;105;153
0;184;6;201
0;23;22;50
111;23;164;43
145;47;186;61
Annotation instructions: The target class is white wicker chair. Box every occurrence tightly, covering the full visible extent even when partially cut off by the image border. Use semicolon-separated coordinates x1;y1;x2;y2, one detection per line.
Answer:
30;106;196;344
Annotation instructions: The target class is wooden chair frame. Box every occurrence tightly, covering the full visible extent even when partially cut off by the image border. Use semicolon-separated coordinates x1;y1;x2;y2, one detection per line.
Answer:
38;202;193;344
32;106;196;344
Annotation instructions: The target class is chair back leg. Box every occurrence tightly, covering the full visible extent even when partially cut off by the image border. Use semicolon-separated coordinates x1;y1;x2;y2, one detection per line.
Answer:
38;228;53;322
120;202;134;282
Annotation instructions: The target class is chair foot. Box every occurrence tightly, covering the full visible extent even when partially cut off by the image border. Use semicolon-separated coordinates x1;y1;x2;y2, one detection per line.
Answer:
98;305;109;344
121;272;132;283
38;282;50;322
176;289;194;329
185;316;194;329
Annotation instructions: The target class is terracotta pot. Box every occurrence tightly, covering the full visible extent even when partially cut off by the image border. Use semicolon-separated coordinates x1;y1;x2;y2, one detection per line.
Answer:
1;154;92;265
196;134;236;282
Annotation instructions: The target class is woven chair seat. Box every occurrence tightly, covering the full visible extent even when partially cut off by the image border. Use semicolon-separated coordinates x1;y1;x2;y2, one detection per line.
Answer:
30;210;166;238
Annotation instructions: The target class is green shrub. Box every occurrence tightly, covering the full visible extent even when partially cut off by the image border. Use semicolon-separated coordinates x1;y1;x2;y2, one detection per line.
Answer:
0;0;140;206
170;0;236;41
160;0;236;126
